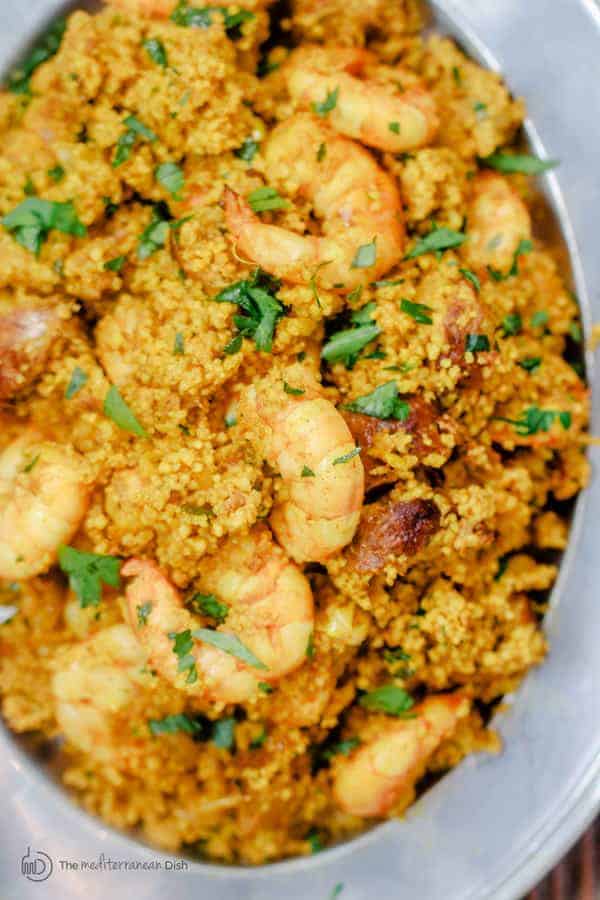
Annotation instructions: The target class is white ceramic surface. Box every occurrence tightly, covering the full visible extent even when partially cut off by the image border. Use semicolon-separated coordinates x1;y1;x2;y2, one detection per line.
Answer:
0;2;599;899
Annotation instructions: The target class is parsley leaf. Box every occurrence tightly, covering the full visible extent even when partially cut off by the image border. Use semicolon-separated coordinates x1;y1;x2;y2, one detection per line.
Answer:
332;447;361;465
6;18;66;95
351;238;377;269
193;628;268;669
104;255;126;273
189;592;229;623
213;270;284;353
488;238;533;281
459;267;480;292
156;162;185;200
359;684;415;717
48;164;65;183
400;298;433;325
312;86;339;117
283;381;304;395
502;313;522;336
530;310;549;329
250;726;267;749
212;716;236;749
247;186;290;213
149;714;202;736
137;206;171;260
343;381;410;421
258;682;273;694
3;198;86;256
235;137;260;162
143;38;168;67
113;115;157;168
322;322;380;367
482;152;559;175
406;225;466;259
301;465;315;477
389;121;401;134
170;3;254;38
306;633;315;659
137;602;152;626
173;332;185;355
169;629;198;684
518;356;541;373
496;405;572;436
465;333;490;353
65;366;88;399
103;385;147;436
321;737;361;760
316;142;327;162
58;546;121;608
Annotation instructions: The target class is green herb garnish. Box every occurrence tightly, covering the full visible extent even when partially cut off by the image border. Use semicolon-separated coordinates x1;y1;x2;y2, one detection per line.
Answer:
518;356;541;373
459;267;480;292
3;198;86;255
103;385;147;436
465;333;490;353
482;152;559;175
149;713;201;736
193;628;267;669
351;238;377;269
169;629;198;684
156;162;185;200
359;684;415;717
65;366;87;399
58;546;121;608
212;717;236;749
501;313;522;336
400;298;433;325
113;115;157;168
312;86;339;117
137;602;152;627
406;225;466;259
189;593;229;623
6;17;66;95
332;447;361;465
247;186;290;213
214;270;284;353
235;137;260;162
143;38;168;67
343;381;410;421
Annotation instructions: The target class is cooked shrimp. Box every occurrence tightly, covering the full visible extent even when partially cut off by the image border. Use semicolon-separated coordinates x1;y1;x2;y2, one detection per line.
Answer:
464;171;532;273
0;434;91;580
240;366;364;562
0;305;61;400
123;527;314;703
285;46;439;152
333;693;470;817
52;624;153;763
224;114;405;291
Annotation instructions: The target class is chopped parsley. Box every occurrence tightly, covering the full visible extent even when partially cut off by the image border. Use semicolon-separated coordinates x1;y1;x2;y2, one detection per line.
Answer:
473;100;488;120
113;115;157;168
6;17;66;95
247;186;290;213
173;332;185;355
518;356;542;373
23;454;40;474
170;4;255;38
283;381;304;396
343;381;410;421
214;270;284;353
306;830;324;854
2;198;86;256
149;713;201;736
482;152;559;175
312;86;339;117
65;366;87;399
48;164;65;183
169;629;198;684
321;303;381;368
332;447;361;465
359;684;415;717
193;628;267;669
156;162;185;200
459;267;481;292
316;142;327;162
104;255;126;273
306;633;315;659
351;238;377;269
189;592;229;623
388;121;401;134
383;647;411;663
329;883;344;900
496;405;572;436
406;224;466;259
501;313;522;336
372;278;405;288
235;137;260;162
212;716;236;750
137;602;152;626
569;322;583;343
143;38;168;67
58;546;121;608
488;239;533;281
250;726;267;749
530;310;549;329
400;298;433;325
24;176;36;197
321;737;361;760
301;465;315;478
465;333;490;353
494;556;509;581
258;682;273;694
103;385;147;437
137;206;170;260
224;408;237;428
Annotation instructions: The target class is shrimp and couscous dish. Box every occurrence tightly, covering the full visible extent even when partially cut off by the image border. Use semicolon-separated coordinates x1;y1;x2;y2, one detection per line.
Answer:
0;0;589;865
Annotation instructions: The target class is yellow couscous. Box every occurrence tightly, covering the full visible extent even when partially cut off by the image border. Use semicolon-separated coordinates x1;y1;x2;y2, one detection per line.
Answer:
0;0;589;864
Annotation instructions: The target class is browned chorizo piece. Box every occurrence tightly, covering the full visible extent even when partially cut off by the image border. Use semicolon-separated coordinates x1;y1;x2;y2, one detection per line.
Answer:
0;306;60;400
348;495;440;572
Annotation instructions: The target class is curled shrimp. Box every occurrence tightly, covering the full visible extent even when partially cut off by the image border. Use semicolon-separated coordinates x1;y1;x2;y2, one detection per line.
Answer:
0;305;60;400
463;171;532;273
0;433;91;580
123;527;314;703
285;46;439;153
333;693;470;817
240;367;364;563
52;624;153;763
224;114;405;291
